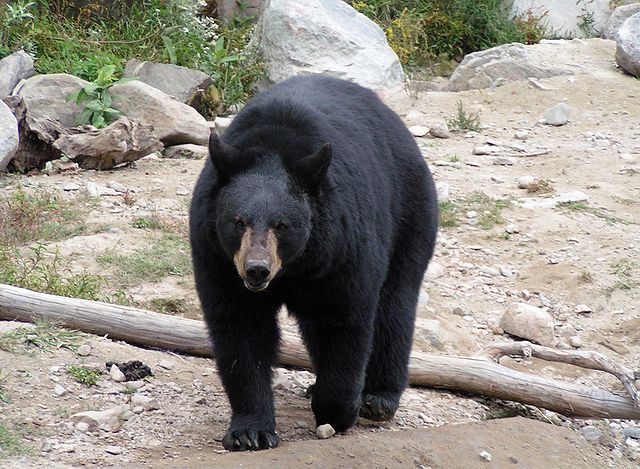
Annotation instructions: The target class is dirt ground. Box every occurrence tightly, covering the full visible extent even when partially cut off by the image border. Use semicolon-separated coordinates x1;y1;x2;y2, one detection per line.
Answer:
1;38;639;468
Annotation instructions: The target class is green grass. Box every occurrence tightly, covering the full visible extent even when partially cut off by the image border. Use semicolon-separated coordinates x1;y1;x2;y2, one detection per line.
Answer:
447;100;481;132
0;0;264;112
608;259;638;292
438;201;460;228
352;0;548;67
557;201;630;225
66;365;101;387
0;321;84;354
97;234;192;288
148;297;189;315
463;192;511;229
447;154;460;163
0;422;30;457
0;187;87;246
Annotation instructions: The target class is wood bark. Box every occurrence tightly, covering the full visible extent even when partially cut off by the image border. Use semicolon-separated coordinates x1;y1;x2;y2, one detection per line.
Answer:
0;283;638;420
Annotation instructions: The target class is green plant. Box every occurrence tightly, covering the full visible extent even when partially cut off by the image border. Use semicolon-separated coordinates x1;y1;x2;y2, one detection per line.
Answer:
66;64;133;128
447;154;460;163
0;321;83;354
576;0;596;36
447;100;481;132
526;179;554;194
67;365;101;387
557;201;630;225
148;297;188;315
462;192;510;229
438;201;460;228
0;422;30;456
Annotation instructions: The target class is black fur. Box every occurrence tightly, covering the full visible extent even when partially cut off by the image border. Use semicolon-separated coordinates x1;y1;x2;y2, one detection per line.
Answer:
189;75;438;451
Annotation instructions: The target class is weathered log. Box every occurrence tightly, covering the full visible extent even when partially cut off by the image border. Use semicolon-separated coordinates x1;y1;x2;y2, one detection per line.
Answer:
0;283;638;419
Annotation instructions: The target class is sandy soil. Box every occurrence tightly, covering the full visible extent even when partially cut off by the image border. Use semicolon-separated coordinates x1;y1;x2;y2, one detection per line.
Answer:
1;38;639;468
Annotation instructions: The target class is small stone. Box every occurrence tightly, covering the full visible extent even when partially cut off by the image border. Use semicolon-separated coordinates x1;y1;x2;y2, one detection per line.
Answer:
490;325;504;335
62;182;80;191
109;364;126;383
130;394;160;411
41;440;53;452
575;304;591;314
194;396;207;405
505;224;520;234
426;262;445;279
569;336;582;348
158;360;174;370
69;406;127;432
53;384;68;397
409;125;429;137
466;210;477;219
57;443;76;453
105;445;123;455
479;266;499;277
176;188;189;196
77;344;91;356
273;369;291;391
479;450;492;462
623;428;640;440
514;130;529;140
414;319;441;347
517;175;535;189
544;103;571;126
108;181;127;193
436;182;450;202
429;123;451;139
214;116;233;132
580;425;602;444
499;266;514;277
452;306;465;316
316;424;336;439
75;422;90;433
493;156;516;166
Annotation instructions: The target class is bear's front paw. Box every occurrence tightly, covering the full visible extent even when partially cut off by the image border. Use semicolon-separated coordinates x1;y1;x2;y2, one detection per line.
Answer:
312;393;359;432
359;392;399;422
222;427;279;451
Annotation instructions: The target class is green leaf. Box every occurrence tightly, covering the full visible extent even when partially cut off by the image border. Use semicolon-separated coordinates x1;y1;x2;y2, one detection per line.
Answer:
220;55;241;63
96;65;116;86
161;35;177;64
75;89;90;106
92;113;106;128
103;108;121;117
66;90;80;103
84;83;99;96
114;76;137;85
214;36;225;54
85;100;103;111
102;91;112;108
76;108;93;126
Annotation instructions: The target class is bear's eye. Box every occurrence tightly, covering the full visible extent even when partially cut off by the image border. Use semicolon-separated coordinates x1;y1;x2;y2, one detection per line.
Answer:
275;221;288;232
234;218;246;231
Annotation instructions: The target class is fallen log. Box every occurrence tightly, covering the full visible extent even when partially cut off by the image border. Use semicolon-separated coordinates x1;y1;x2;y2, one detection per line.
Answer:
0;283;638;419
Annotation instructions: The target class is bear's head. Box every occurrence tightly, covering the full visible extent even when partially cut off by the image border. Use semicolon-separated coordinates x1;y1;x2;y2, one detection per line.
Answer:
209;133;331;292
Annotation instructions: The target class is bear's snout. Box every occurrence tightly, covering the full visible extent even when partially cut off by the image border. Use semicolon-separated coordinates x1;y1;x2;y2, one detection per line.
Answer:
233;228;282;292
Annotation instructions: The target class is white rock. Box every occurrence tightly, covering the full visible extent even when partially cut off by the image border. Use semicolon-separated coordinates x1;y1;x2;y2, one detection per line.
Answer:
520;191;589;209
436;182;450;203
409;125;429;137
273;369;291;391
426;262;445;279
0;100;19;172
130;394;160;411
615;13;640;78
575;304;592;314
569;336;582;348
466;210;477;219
214;116;233;132
316;423;336;439
514;130;529;140
53;384;68;397
62;182;80;191
105;445;124;455
108;181;127;193
429;123;451;139
479;450;492;462
414;318;441;347
77;344;91;357
517;175;535;189
505;224;520;234
109;364;126;383
69;406;127;432
500;302;555;346
480;266;499;277
543;103;571;126
258;0;404;91
605;4;640;40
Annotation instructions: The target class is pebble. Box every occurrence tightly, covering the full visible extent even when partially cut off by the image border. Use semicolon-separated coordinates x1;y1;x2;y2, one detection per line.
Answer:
466;210;477;219
62;182;80;191
505;224;520;234
479;450;492;462
409;125;429;137
429;123;451;139
624;428;640;439
75;422;90;433
316;424;336;439
479;266;499;277
575;304;591;314
493;156;516;166
569;335;582;348
514;130;529;140
130;394;160;411
77;344;92;356
176;188;189;196
109;364;126;383
41;440;53;452
214;116;233;131
436;182;450;203
108;181;127;193
544;103;571;126
452;306;466;316
105;445;124;455
517;175;535;189
53;384;68;397
499;266;514;277
426;262;445;279
580;425;602;444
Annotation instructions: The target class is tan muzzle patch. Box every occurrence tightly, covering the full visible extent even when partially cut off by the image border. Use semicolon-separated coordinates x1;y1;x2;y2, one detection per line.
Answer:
234;228;282;290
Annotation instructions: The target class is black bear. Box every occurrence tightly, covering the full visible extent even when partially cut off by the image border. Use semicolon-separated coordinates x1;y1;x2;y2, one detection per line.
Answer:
189;75;438;451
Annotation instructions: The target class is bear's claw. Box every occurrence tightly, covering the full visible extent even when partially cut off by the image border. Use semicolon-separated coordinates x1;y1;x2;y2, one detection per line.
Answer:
222;428;279;451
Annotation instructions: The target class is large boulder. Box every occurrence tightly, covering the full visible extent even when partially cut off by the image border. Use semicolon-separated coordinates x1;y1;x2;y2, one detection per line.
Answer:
257;0;404;91
500;303;555;346
448;39;616;91
615;13;640;78
0;99;19;171
123;60;221;116
0;50;36;97
603;3;640;40
509;0;612;38
110;80;210;145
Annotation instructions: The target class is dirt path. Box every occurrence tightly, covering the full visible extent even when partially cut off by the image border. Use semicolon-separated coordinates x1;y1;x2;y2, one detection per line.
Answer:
1;39;639;468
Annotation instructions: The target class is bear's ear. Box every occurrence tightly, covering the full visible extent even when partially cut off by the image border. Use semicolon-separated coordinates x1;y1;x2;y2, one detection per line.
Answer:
209;132;241;178
293;143;332;186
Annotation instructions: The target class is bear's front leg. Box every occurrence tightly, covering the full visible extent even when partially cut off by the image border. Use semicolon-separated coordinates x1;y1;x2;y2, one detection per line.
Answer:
298;309;374;432
207;302;280;451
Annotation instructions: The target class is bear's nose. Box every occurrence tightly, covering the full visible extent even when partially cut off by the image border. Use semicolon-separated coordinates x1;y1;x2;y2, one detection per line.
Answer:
246;260;271;284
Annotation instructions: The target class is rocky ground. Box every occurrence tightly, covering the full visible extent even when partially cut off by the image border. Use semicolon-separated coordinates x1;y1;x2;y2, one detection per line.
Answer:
1;38;639;468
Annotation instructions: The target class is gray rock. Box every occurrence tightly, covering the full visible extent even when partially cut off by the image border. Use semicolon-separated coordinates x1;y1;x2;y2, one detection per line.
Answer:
163;143;208;159
569;336;582;348
514;130;529;140
581;425;603;444
500;302;555;346
426;262;445;279
104;445;124;455
124;60;213;104
623;428;640;439
448;43;578;91
510;1;612;39
109;364;126;383
0;100;19;171
435;182;450;202
53;384;68;397
77;344;91;356
409;125;429;137
110;80;209;145
429;123;451;139
130;394;160;411
604;4;640;40
16;73;87;129
214;116;233;133
493;156;516;166
517;175;535;189
316;423;336;439
575;304;592;314
273;369;291;391
258;0;404;91
69;406;127;432
544;103;571;126
414;318;441;347
615;13;640;78
0;50;36;97
62;182;80;191
108;181;127;193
